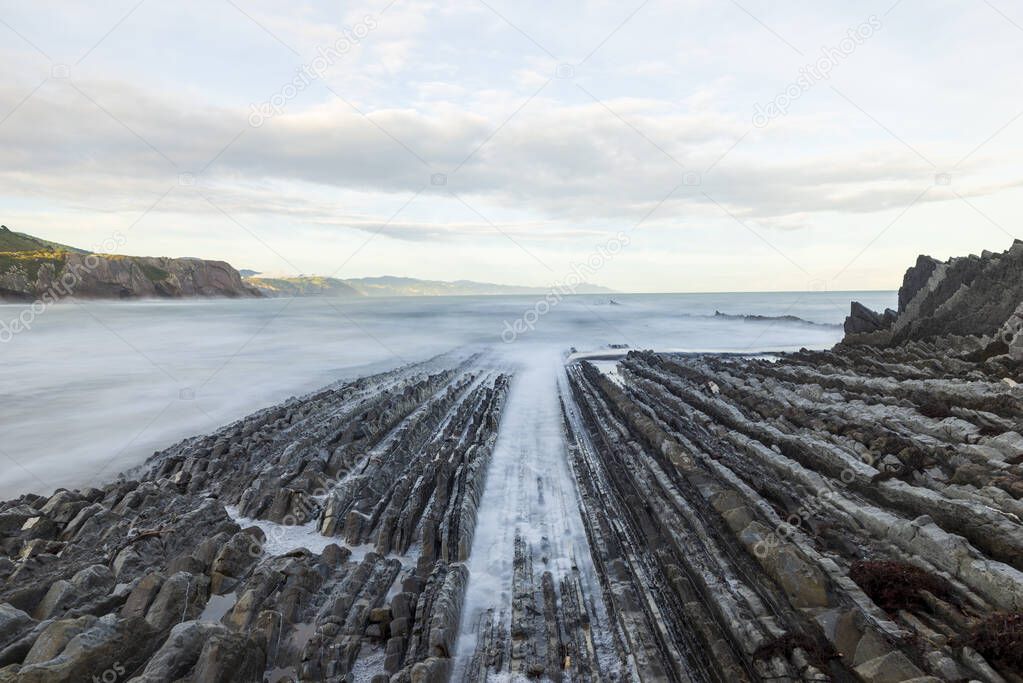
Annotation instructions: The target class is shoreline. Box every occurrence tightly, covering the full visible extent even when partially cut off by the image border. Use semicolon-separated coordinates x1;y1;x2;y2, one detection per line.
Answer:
0;244;1021;680
1;338;1020;681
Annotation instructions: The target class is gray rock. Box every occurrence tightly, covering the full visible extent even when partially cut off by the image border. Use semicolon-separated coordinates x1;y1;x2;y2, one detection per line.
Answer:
0;604;35;651
144;572;208;631
14;614;157;683
22;615;98;665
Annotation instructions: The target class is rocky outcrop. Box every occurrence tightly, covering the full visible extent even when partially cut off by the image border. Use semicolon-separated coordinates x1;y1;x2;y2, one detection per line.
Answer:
843;301;897;336
844;239;1023;350
716;310;835;327
898;254;942;313
2;341;1021;681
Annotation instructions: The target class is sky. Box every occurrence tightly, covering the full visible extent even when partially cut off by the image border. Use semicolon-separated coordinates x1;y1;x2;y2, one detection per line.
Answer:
1;0;1021;292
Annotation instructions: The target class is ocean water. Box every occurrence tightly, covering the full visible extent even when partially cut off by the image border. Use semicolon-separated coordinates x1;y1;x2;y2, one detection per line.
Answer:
0;290;895;499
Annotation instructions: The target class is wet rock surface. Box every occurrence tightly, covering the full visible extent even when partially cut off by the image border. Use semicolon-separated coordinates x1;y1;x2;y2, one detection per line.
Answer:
558;338;1023;681
0;353;510;682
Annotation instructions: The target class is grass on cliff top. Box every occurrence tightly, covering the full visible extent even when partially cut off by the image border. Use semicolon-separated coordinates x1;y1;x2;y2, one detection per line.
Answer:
97;253;171;280
0;229;222;286
0;250;69;282
0;250;172;284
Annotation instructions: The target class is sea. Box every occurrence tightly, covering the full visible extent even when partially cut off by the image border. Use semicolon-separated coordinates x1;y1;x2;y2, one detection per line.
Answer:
0;290;895;499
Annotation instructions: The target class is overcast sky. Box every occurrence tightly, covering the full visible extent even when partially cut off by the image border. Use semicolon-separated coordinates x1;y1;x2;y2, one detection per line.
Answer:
1;0;1021;292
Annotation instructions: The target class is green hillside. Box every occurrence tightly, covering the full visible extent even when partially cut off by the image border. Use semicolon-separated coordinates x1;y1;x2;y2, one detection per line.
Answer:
0;225;88;254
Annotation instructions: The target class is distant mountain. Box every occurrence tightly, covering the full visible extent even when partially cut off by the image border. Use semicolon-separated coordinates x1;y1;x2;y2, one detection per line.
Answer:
243;274;615;298
347;276;614;297
246;276;361;298
0;226;260;301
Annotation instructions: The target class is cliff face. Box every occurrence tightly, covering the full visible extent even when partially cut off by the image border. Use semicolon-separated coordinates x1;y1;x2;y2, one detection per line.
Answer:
844;239;1023;359
0;251;261;301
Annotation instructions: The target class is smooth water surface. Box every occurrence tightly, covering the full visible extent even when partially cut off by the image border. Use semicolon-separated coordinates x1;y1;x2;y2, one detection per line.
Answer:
0;290;895;498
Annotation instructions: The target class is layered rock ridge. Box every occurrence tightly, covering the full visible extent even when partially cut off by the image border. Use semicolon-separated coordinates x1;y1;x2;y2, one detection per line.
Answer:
0;354;513;681
534;241;1023;680
562;345;1023;681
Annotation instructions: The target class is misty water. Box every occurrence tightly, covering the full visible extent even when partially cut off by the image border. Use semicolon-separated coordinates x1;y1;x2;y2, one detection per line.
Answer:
0;290;896;500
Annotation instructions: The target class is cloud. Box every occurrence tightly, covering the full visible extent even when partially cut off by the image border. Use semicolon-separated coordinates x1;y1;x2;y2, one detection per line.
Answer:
1;0;1021;283
3;69;1005;243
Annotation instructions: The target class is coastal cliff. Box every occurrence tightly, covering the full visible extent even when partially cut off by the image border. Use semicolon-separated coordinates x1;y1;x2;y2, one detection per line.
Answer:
0;226;261;301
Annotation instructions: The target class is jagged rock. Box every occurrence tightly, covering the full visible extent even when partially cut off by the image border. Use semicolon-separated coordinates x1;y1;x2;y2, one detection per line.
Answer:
845;239;1023;346
845;301;891;335
188;625;266;683
560;336;1023;681
126;619;265;683
33;580;75;620
127;620;215;682
121;573;166;620
899;254;942;312
853;651;926;682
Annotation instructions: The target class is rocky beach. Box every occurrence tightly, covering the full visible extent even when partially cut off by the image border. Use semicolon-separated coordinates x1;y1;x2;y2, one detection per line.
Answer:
1;242;1023;682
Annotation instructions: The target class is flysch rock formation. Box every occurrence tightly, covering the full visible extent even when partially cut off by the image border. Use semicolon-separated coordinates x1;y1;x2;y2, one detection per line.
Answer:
0;354;512;682
2;242;1023;682
563;346;1023;681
